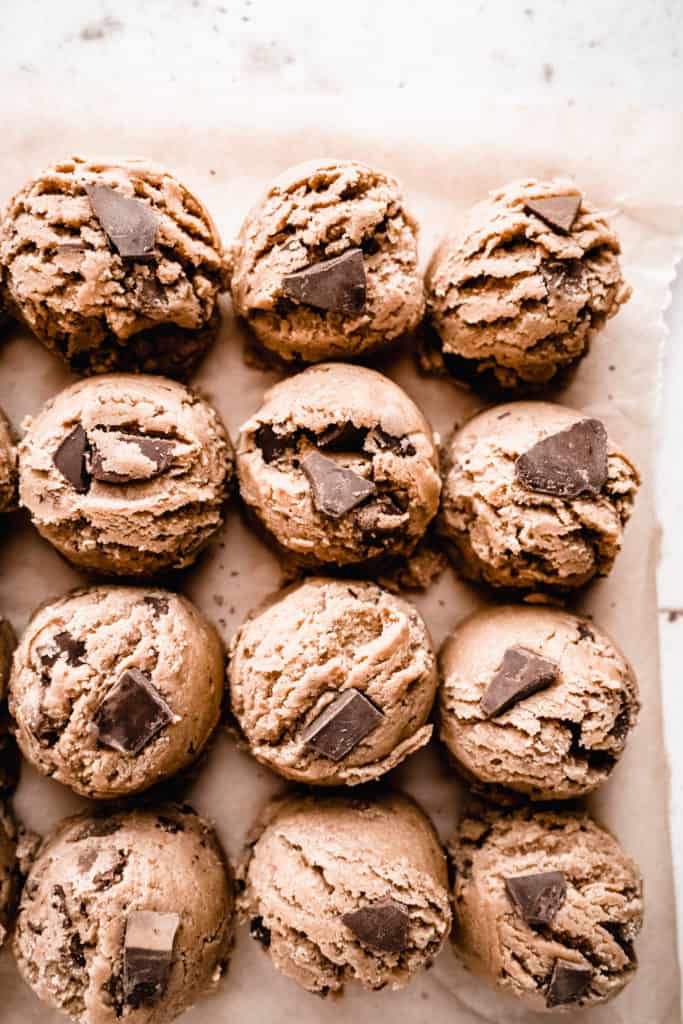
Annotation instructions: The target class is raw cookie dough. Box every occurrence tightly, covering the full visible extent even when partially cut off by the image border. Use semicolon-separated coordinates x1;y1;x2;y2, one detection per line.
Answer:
0;802;18;949
13;804;234;1024
238;791;451;995
438;402;639;592
229;578;436;785
0;155;224;378
9;586;224;799
439;605;639;801
425;179;630;391
237;363;441;567
19;373;233;576
230;158;424;363
0;408;17;514
450;805;642;1011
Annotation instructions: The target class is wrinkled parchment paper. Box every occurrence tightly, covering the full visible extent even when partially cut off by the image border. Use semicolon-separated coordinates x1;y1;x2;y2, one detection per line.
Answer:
0;97;682;1023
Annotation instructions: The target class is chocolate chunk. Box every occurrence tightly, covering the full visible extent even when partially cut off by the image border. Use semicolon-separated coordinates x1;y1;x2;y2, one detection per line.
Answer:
250;916;271;948
90;432;175;483
86;184;159;260
525;194;581;234
515;418;608;499
505;871;567;925
53;424;91;493
143;595;170;617
301;452;376;517
302;688;384;761
124;910;179;1006
342;900;410;953
38;630;86;669
480;647;558;718
282;248;366;316
317;421;368;452
255;424;291;463
577;620;595;642
545;959;593;1007
356;494;407;536
92;668;174;756
370;427;417;457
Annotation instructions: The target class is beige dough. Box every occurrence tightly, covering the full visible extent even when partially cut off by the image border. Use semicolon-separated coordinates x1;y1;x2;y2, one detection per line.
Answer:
19;374;233;576
0;156;224;378
439;605;639;801
0;801;18;950
425;179;630;390
0;408;17;514
229;578;436;785
238;791;451;995
230;158;424;362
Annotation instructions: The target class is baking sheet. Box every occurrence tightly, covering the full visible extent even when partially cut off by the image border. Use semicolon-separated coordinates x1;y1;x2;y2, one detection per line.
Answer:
0;96;682;1023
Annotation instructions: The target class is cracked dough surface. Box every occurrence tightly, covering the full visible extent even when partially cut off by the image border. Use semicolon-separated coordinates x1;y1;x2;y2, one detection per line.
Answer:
425;179;630;390
450;805;643;1012
0;408;17;514
236;363;441;567
438;605;639;801
238;791;451;995
0;156;224;378
438;401;639;592
229;578;436;785
13;804;234;1024
9;586;224;799
0;802;18;950
19;374;233;576
230;158;424;362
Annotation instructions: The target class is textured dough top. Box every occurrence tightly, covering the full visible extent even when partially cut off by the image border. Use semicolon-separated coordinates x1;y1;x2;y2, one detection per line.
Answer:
0;802;18;949
0;409;17;514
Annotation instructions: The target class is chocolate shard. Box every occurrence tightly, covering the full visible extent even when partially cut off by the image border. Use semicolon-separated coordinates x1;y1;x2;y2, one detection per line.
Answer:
53;424;91;493
282;248;366;316
302;688;384;761
255;424;291;463
86;184;159;260
301;451;376;518
356;494;407;537
480;646;558;718
38;630;87;669
525;194;582;234
515;418;608;500
317;421;368;452
89;431;175;483
505;871;567;925
545;958;593;1008
143;595;169;617
124;910;179;1006
342;900;410;953
92;668;174;756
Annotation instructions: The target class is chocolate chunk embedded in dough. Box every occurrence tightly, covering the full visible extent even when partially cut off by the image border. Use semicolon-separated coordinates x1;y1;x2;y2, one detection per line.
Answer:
342;900;410;953
505;871;567;925
53;424;90;493
255;424;291;463
546;958;593;1007
301;688;384;761
89;431;175;483
282;249;366;316
86;184;159;261
525;194;581;234
301;451;376;517
38;630;86;669
480;646;558;718
124;910;180;1006
92;668;174;756
515;418;608;499
317;421;368;452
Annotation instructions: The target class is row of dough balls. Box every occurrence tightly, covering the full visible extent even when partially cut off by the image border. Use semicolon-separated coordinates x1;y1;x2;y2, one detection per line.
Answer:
0;363;639;592
0;156;629;390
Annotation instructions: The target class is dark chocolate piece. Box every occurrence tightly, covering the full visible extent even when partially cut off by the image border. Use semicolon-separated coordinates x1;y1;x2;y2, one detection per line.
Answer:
525;194;581;234
317;421;367;452
515;418;608;499
356;494;407;536
143;595;170;617
545;959;593;1008
53;424;90;493
86;184;159;260
282;248;366;316
505;871;567;925
38;630;86;669
92;668;174;756
301;452;376;517
480;646;558;718
249;916;271;948
342;900;410;953
124;910;179;1006
255;424;291;463
89;432;175;483
301;688;384;761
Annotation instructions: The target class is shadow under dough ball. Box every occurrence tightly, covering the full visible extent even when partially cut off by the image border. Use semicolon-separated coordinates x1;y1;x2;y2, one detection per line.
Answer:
229;577;437;785
13;804;234;1024
230;158;425;362
437;401;639;593
0;155;225;378
0;802;18;950
19;373;233;576
236;362;441;567
238;791;451;995
0;408;17;514
449;805;642;1012
425;178;630;391
438;604;639;801
9;586;224;799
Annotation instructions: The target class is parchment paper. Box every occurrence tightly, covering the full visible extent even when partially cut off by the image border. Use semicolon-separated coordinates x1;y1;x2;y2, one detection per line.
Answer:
0;96;682;1024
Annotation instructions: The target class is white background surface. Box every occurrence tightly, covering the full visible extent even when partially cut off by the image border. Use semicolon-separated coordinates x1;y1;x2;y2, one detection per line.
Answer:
2;0;682;976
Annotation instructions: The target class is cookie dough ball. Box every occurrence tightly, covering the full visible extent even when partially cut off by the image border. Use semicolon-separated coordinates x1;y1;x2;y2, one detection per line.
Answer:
0;803;18;949
14;804;234;1024
438;402;639;592
230;158;424;363
237;363;440;567
19;374;233;576
9;586;223;799
239;792;451;994
0;408;17;514
450;805;642;1011
229;578;436;785
425;179;630;391
439;605;638;801
0;155;224;378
